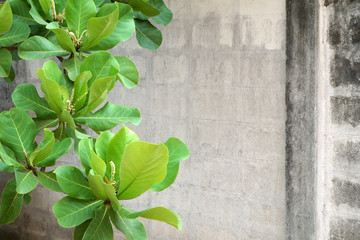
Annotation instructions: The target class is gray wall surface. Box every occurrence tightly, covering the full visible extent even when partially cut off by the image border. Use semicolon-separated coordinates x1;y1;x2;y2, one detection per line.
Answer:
0;0;286;239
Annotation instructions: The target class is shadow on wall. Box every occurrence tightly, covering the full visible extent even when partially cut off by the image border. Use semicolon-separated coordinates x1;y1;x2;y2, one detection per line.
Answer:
0;230;21;240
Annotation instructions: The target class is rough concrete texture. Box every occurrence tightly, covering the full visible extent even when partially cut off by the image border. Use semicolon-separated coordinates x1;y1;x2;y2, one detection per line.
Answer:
0;0;286;239
286;0;318;239
323;0;360;239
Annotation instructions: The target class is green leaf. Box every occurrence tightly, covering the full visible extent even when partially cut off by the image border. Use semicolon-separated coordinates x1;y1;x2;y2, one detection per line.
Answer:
12;84;57;119
134;19;162;50
59;110;76;129
54;166;95;199
83;205;113;240
42;60;67;85
74;219;91;240
88;173;108;200
75;76;114;116
0;160;15;173
10;0;36;25
53;196;102;228
110;208;148;240
27;0;48;25
106;126;139;180
127;207;181;229
39;0;51;14
0;109;36;162
103;183;120;210
127;0;160;17
54;0;67;14
3;66;15;83
46;22;77;54
33;118;59;132
0;22;31;47
73;71;91;112
0;48;12;77
15;170;38;194
36;170;63;192
37;69;65;114
115;56;139;89
81;4;119;50
37;138;72;167
0;143;24;169
30;128;55;166
88;3;135;51
148;0;172;26
23;193;32;204
62;56;81;81
118;142;168;200
78;138;94;174
151;138;190;191
0;178;24;225
65;0;97;38
18;36;70;60
0;1;13;34
79;51;119;87
91;149;106;177
95;131;114;162
75;102;141;131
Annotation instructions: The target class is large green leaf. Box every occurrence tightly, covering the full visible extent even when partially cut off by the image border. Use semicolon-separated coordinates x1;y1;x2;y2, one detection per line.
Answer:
33;118;59;132
0;1;13;34
62;56;81;81
65;0;97;38
75;76;114;116
134;19;162;50
0;178;24;225
118;142;168;200
73;71;91;112
39;0;51;15
95;131;114;162
127;207;181;229
81;4;119;50
53;196;102;228
0;143;24;169
54;166;95;199
0;48;12;78
110;208;148;240
37;69;65;114
3;66;15;83
0;109;36;161
148;0;172;26
0;160;14;173
75;102;141;131
90;149;106;177
116;56;139;89
12;84;57;119
79;51;119;87
74;220;91;240
83;205;113;240
127;0;159;17
30;128;55;166
36;170;63;192
15;170;38;194
28;0;47;25
18;36;70;60
37;138;72;167
0;22;31;47
46;22;77;53
88;3;135;51
42;60;67;85
10;0;36;25
88;173;107;200
106;126;139;180
78;138;94;174
151;138;190;191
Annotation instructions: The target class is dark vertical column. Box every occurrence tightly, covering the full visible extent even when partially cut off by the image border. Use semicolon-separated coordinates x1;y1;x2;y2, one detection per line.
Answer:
286;0;319;239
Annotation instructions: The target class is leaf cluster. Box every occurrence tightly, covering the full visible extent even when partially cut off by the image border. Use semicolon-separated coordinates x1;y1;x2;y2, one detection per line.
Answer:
0;0;190;239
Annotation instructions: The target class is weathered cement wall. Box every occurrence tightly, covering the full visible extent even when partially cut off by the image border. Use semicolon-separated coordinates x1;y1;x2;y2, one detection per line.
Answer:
0;0;286;239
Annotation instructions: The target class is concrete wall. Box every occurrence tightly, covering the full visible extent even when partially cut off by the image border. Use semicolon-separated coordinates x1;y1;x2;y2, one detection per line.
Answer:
0;0;286;239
